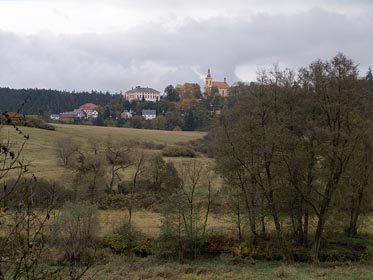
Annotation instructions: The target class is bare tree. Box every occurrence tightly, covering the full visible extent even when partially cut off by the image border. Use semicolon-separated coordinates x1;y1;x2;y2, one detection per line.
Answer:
56;136;81;168
105;140;132;193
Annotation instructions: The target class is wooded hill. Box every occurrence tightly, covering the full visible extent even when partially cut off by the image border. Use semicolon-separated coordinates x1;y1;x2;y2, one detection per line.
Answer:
0;87;117;116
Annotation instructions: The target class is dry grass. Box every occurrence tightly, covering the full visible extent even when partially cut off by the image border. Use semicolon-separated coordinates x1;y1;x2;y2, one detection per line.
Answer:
83;256;373;280
0;124;206;181
97;210;232;237
272;265;298;278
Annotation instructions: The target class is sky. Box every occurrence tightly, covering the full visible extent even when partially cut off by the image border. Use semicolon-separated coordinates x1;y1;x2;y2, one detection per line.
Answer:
0;0;372;93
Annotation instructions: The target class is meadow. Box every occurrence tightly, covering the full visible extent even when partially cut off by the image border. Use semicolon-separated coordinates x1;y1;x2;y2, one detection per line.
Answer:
1;123;206;180
1;123;211;233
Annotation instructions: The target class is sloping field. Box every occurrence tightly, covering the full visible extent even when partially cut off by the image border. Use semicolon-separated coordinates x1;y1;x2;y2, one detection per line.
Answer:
0;124;207;180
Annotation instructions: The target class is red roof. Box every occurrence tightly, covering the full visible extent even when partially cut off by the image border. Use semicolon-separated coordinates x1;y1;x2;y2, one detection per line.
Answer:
79;103;98;110
212;81;230;89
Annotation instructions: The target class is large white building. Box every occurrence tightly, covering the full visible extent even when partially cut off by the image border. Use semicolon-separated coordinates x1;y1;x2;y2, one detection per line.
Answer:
124;86;160;102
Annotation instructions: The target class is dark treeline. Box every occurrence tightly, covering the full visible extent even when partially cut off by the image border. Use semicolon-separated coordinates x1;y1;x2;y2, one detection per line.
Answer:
0;87;117;116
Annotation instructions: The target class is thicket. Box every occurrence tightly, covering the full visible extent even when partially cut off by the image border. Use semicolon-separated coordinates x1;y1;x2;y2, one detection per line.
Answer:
212;53;373;262
0;112;55;130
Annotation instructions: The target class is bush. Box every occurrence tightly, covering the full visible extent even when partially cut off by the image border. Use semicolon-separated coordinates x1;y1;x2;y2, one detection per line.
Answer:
1;178;74;208
318;237;373;262
200;233;237;257
1;113;55;130
155;234;207;261
50;201;99;273
97;193;128;210
103;224;153;257
162;147;196;158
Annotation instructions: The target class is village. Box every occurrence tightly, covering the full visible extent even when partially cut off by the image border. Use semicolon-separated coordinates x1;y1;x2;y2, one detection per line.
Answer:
49;69;230;125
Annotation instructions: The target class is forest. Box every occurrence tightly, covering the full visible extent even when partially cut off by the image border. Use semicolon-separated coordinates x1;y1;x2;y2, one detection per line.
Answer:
0;87;116;116
1;53;373;279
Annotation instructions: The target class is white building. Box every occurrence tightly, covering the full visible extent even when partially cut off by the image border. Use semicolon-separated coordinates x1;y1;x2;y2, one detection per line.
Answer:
124;86;160;102
142;109;157;120
79;103;99;119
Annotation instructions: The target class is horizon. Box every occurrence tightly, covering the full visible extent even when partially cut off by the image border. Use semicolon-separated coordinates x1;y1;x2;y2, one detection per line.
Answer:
0;0;372;92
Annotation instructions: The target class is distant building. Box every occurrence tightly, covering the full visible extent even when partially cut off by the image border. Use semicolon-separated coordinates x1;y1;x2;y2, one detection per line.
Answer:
50;114;60;120
205;69;230;97
121;110;133;119
79;103;98;119
59;111;84;122
142;109;157;120
124;86;160;102
57;103;99;122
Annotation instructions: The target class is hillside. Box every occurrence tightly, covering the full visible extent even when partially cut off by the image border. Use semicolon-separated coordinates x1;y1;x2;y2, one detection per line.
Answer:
1;123;206;179
0;87;117;115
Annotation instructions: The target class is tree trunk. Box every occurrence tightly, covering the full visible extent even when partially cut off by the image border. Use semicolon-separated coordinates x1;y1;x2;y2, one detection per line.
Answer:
311;194;331;262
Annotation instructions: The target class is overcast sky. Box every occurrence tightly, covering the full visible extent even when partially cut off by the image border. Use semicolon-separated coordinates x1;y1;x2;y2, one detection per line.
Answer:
0;0;372;93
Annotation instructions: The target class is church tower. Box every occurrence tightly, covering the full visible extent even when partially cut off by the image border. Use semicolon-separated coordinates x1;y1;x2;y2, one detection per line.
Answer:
205;69;213;92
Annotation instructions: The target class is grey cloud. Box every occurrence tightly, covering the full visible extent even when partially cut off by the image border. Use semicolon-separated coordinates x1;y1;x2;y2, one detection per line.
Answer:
0;7;372;92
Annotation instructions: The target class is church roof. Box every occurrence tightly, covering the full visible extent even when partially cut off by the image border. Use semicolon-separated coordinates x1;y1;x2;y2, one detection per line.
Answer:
212;81;230;89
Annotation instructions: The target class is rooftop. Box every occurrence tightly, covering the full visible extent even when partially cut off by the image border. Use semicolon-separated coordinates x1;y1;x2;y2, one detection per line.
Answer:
79;103;98;110
142;109;156;115
212;81;230;89
126;86;160;94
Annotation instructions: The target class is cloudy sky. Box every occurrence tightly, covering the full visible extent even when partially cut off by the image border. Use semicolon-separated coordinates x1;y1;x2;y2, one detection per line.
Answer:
0;0;372;93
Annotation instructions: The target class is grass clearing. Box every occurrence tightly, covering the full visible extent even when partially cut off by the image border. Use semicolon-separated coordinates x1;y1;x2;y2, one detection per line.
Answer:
0;124;207;180
84;256;373;280
98;210;232;237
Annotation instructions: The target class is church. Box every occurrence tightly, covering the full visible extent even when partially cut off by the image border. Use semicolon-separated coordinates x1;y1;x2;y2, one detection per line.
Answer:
204;69;230;97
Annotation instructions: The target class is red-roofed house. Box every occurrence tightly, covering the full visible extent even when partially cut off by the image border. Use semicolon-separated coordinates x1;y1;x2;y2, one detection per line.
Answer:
205;69;230;97
78;103;98;119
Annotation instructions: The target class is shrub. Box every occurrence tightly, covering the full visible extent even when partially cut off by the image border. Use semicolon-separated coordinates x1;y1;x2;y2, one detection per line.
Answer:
200;233;236;257
97;193;128;210
1;113;55;130
50;201;99;278
162;147;196;158
103;224;153;257
1;178;74;208
318;237;373;262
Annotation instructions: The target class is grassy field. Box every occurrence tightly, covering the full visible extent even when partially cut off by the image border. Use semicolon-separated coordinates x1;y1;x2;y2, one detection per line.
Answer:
0;124;207;180
98;210;232;237
84;256;373;280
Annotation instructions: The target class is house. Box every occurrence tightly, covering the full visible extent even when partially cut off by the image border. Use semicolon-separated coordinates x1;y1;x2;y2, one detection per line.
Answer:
50;114;60;120
124;86;160;102
59;111;84;122
79;103;98;119
121;110;133;119
205;69;230;97
142;109;156;120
